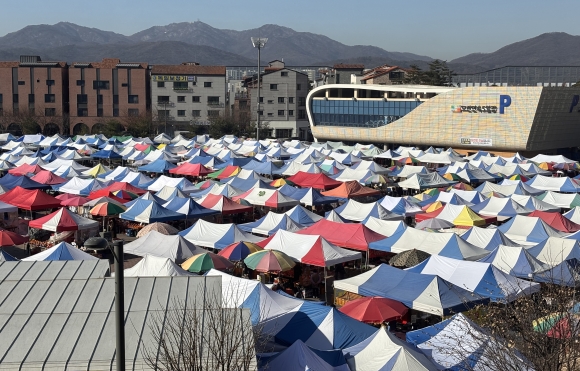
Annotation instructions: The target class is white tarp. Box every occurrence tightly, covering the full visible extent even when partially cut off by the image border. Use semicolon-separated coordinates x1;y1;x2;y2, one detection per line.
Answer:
179;219;263;249
362;217;407;237
123;231;205;263
459;226;520;251
525;175;580;192
398;173;454;190
122;254;195;277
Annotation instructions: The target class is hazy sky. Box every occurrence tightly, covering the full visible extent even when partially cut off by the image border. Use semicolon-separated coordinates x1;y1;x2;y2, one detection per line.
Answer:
2;0;579;60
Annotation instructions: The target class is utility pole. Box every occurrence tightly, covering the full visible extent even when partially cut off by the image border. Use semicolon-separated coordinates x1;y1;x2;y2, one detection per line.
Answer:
251;37;268;141
113;240;125;371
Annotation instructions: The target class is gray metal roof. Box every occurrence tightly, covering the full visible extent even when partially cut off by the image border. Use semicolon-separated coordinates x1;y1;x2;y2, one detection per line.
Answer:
0;266;254;370
0;260;110;282
116;63;142;68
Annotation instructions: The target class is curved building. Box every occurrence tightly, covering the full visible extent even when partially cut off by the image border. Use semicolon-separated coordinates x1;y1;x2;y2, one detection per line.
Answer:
307;84;580;152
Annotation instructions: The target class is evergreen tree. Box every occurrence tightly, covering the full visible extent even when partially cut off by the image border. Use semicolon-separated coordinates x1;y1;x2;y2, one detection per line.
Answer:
423;59;453;86
403;64;424;84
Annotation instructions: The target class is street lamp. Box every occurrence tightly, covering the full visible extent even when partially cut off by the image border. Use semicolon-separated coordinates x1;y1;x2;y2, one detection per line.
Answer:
251;37;268;140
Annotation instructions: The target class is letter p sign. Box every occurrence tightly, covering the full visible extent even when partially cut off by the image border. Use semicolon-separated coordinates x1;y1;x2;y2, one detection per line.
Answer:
570;95;579;113
499;95;511;114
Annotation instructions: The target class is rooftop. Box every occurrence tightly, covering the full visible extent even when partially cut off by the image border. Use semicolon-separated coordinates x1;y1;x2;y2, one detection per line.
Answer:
152;64;226;75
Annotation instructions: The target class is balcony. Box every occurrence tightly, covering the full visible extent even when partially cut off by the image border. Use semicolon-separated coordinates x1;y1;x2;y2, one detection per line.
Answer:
156;101;175;107
173;87;194;93
207;102;225;108
158;114;175;121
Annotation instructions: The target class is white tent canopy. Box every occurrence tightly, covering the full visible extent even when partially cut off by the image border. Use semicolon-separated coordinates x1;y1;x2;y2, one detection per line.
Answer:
362;217;407;237
123;231;205;263
342;326;437;371
179;219;263;249
122;254;196;277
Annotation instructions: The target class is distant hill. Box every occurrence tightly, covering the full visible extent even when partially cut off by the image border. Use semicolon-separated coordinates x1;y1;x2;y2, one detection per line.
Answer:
0;21;433;66
0;22;578;73
451;32;580;70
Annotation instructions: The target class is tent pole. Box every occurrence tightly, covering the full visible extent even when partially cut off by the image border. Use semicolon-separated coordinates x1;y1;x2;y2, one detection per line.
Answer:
324;266;328;306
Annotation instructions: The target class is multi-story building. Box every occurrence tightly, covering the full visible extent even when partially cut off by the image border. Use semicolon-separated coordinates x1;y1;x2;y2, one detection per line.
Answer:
360;65;407;85
0;56;68;136
247;60;310;140
150;63;226;134
69;58;149;135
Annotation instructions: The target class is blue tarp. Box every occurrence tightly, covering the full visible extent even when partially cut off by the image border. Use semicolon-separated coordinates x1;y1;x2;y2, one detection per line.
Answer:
120;199;185;223
91;149;122;159
0;174;50;190
138;159;177;173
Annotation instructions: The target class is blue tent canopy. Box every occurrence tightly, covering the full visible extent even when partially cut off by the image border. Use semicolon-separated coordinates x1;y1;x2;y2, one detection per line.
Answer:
0;174;50;190
91;149;122;159
0;250;18;261
162;197;220;219
213;157;252;169
334;264;488;315
120;199;185;223
278;184;305;198
251;161;282;175
137;159;177;173
224;178;275;192
285;205;323;226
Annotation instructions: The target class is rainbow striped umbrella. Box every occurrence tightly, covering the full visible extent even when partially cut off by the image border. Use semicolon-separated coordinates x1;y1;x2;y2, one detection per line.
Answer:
181;252;233;273
243;249;296;273
218;241;262;261
90;202;127;216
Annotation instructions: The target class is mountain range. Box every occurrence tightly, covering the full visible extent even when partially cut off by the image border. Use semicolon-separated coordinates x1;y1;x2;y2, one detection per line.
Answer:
0;22;579;74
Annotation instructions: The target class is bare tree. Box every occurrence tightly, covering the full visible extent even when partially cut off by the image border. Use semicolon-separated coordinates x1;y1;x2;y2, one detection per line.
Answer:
424;265;580;371
143;290;264;371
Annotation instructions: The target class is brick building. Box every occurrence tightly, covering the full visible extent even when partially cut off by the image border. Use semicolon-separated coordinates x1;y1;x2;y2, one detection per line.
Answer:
150;63;226;135
0;56;68;136
68;58;149;135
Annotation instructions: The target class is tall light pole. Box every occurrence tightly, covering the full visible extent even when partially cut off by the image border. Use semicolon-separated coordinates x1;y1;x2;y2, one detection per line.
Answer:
251;37;267;140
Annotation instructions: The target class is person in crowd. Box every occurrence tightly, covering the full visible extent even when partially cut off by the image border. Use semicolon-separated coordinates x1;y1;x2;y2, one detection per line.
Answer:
310;268;321;298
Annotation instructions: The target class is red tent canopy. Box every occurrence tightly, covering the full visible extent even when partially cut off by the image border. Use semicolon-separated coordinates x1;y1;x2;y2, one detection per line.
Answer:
298;219;386;251
321;181;381;199
286;172;343;191
169;163;213;177
528;210;580;233
99;181;147;195
255;233;276;248
414;207;444;223
30;170;67;185
8;164;43;176
0;187;62;210
0;229;29;246
199;194;253;215
87;189;133;203
134;143;152;152
29;207;98;232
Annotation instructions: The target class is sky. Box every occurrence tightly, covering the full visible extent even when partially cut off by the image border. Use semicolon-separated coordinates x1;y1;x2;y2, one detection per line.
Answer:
2;0;579;60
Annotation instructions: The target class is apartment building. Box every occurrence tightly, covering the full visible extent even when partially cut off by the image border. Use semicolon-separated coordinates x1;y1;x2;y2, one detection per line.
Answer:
69;58;149;135
150;63;226;134
247;60;310;140
0;56;68;136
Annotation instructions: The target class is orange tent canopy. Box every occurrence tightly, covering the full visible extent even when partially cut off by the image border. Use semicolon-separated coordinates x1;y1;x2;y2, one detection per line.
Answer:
321;181;381;199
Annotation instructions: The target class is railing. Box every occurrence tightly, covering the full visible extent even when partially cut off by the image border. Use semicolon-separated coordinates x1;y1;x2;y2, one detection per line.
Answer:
207;102;225;108
156;101;175;107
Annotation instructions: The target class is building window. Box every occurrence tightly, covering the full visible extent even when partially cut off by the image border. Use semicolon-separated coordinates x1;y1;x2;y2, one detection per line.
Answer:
13;94;18;103
46;80;55;86
259;97;263;103
278;110;285;116
97;108;103;117
157;96;170;103
113;95;119;104
297;84;302;90
45;94;55;103
177;110;186;117
191;110;201;117
128;95;139;104
289;110;294;116
278;97;285;103
177;96;186;103
267;112;273;117
76;80;84;86
157;81;165;88
207;96;220;106
298;97;306;106
267;100;274;104
208;110;220;117
192;96;200;102
173;81;188;90
93;80;110;89
18;81;25;86
121;83;128;87
204;82;212;88
289;97;294;104
281;71;288;77
28;94;35;103
77;109;88;117
113;109;119;117
45;108;56;116
77;94;88;104
158;110;170;119
258;110;263;116
298;110;306;119
97;95;103;104
276;129;292;138
0;94;2;103
129;109;139;116
270;84;277;90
